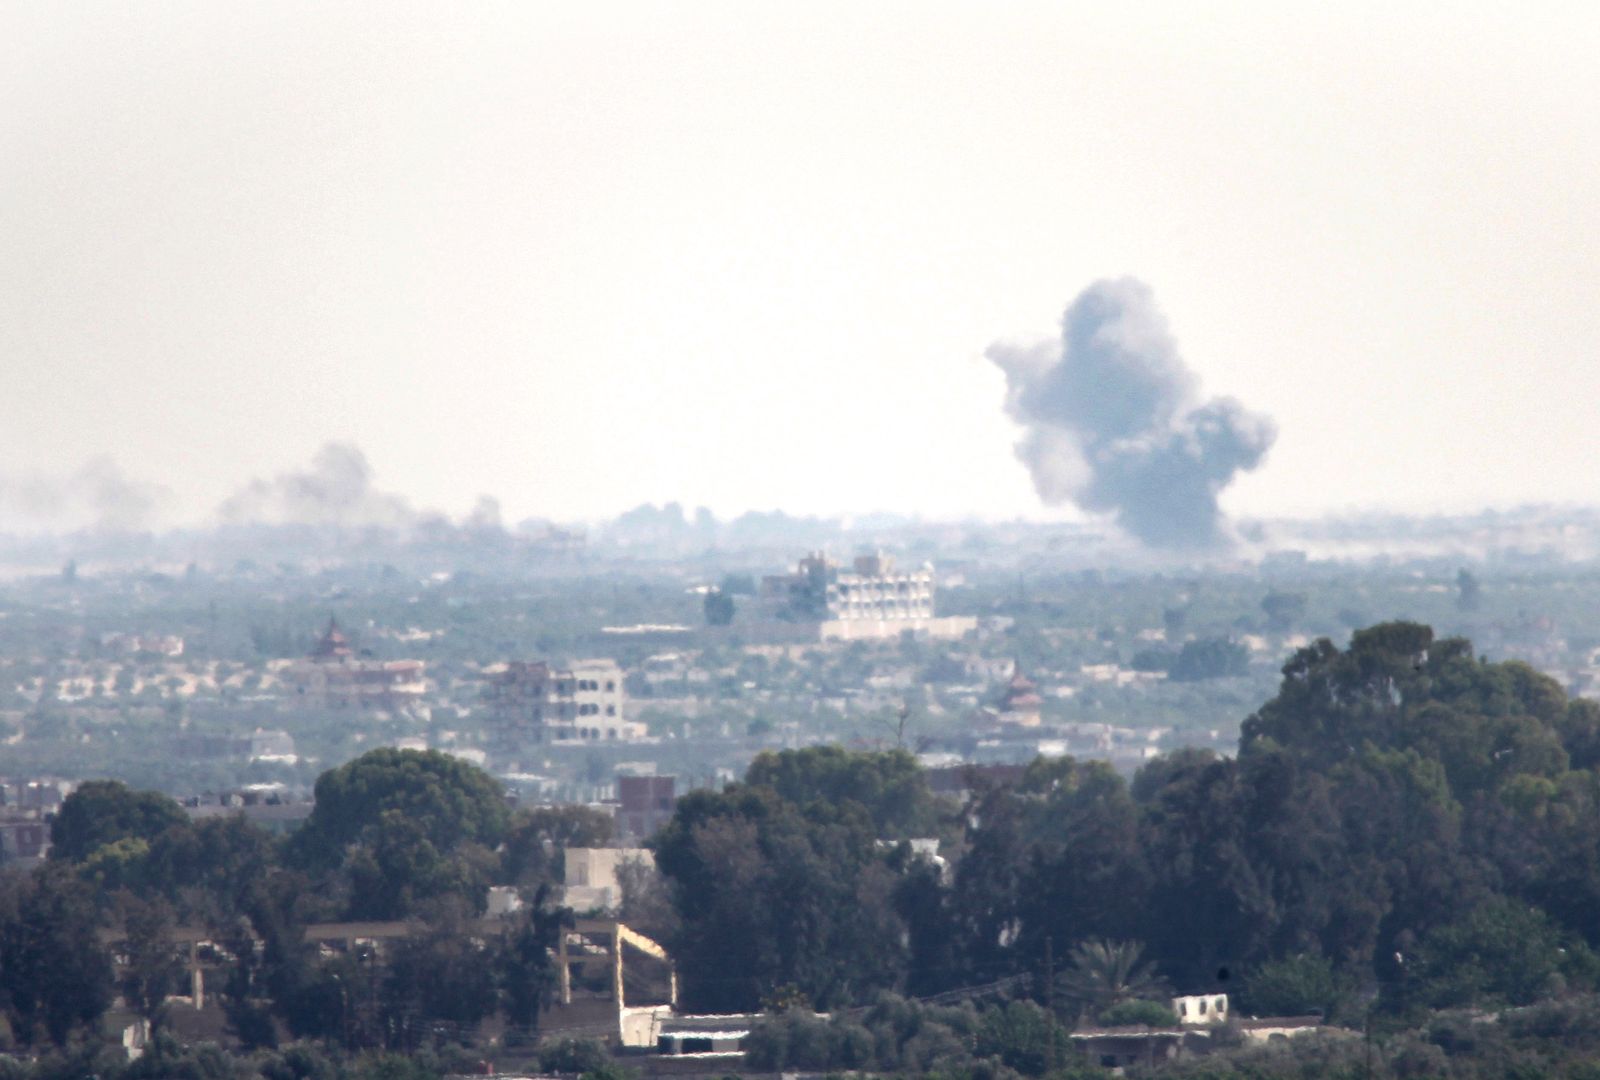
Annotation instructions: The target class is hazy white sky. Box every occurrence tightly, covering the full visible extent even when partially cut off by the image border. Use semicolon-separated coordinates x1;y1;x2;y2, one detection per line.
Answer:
3;2;1598;528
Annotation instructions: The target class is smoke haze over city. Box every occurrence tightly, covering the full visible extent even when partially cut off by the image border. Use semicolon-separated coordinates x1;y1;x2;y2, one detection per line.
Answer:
3;5;1600;532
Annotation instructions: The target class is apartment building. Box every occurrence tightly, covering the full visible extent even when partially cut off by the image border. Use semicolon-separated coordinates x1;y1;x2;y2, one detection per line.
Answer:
485;659;644;753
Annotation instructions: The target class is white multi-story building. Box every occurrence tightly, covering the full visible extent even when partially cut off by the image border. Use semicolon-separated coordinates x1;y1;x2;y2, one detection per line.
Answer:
759;552;974;641
484;659;643;753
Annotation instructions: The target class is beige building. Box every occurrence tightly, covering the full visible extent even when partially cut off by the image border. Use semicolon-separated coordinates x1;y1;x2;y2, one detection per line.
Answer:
282;619;426;709
563;847;656;912
484;659;643;750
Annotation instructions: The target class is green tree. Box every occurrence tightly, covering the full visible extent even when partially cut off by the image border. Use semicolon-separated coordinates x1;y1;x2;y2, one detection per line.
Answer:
50;780;188;863
743;745;940;838
381;903;498;1050
975;1000;1070;1075
144;813;281;918
1056;939;1165;1017
0;865;114;1045
116;893;183;1029
1240;953;1346;1019
501;805;615;887
1168;637;1248;682
1410;898;1565;1009
344;810;495;920
497;889;568;1037
293;748;510;869
1098;999;1178;1027
653;780;908;1011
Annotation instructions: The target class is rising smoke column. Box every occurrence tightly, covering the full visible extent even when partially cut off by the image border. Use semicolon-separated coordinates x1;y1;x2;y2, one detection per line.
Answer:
0;457;168;532
217;442;415;528
987;278;1276;549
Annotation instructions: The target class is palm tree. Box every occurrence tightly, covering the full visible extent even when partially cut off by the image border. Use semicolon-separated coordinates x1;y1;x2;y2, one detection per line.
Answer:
1056;938;1167;1015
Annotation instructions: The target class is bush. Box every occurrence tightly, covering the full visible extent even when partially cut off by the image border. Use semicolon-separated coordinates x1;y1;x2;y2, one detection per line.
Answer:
1097;999;1178;1028
974;1001;1069;1076
1241;953;1346;1020
537;1036;612;1074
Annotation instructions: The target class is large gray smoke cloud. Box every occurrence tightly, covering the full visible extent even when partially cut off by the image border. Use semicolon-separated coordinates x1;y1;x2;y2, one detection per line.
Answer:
988;278;1276;549
0;457;168;533
218;442;415;528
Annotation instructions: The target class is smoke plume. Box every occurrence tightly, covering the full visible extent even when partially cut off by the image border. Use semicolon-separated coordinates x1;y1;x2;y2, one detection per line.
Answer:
0;457;168;533
988;278;1276;549
218;442;415;528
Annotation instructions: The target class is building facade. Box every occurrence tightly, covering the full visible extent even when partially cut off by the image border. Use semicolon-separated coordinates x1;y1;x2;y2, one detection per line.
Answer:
485;659;642;753
758;552;975;641
281;619;427;709
615;774;677;840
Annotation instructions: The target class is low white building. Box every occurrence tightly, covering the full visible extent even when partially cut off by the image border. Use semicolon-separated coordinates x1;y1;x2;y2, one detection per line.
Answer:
563;847;656;913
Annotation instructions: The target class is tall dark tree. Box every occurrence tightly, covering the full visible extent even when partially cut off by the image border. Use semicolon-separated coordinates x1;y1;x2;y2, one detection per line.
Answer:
744;746;940;838
294;748;510;869
497;887;568;1036
501;804;615;887
116;893;183;1029
0;866;114;1045
50;780;188;864
653;782;908;1011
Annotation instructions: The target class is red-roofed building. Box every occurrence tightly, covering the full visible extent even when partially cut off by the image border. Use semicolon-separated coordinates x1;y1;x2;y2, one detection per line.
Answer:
1000;669;1043;727
283;619;426;709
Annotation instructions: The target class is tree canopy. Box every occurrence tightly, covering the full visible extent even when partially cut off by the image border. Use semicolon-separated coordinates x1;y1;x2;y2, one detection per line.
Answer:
296;747;511;863
50;780;188;864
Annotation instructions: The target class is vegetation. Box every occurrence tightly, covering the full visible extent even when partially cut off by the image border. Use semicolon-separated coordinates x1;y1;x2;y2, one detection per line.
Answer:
11;620;1600;1076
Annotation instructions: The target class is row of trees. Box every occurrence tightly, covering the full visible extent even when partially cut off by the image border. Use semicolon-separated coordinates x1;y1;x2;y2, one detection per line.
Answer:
16;619;1600;1069
648;623;1600;1031
7;748;617;1052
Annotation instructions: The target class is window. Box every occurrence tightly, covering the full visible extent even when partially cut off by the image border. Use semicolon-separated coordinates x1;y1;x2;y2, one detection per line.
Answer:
606;705;616;716
605;681;615;691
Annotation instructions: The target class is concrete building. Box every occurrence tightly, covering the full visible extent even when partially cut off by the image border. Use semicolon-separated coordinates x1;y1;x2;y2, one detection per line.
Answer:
615;775;677;840
563;847;656;912
1173;994;1229;1025
485;659;644;753
0;821;49;866
282;619;426;709
758;552;977;642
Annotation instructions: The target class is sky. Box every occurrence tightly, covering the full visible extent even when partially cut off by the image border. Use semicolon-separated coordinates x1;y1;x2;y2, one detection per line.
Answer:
2;2;1599;531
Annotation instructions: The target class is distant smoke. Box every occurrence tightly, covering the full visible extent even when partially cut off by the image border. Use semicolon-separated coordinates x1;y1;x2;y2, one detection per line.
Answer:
465;495;504;534
0;457;167;532
218;442;415;528
988;278;1276;549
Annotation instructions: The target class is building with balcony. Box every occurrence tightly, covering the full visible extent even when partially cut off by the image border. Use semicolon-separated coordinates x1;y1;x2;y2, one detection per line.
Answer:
485;658;644;758
281;619;427;709
758;552;975;641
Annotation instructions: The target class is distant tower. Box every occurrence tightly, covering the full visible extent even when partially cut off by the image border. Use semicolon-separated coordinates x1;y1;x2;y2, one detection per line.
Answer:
999;669;1043;728
309;617;353;662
